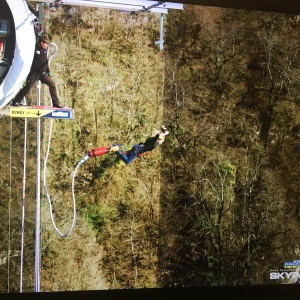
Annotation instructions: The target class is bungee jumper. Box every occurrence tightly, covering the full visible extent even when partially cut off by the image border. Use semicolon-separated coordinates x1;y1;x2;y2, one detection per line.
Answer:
78;125;169;166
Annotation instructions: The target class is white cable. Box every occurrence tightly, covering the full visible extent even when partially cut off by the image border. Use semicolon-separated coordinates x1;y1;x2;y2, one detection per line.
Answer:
42;42;77;237
44;164;79;238
44;155;89;237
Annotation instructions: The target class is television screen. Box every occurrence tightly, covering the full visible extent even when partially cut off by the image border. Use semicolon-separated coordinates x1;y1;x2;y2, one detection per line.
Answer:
1;0;300;299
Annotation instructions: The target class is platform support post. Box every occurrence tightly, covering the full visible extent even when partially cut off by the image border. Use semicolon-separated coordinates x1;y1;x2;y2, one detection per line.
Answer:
34;80;42;292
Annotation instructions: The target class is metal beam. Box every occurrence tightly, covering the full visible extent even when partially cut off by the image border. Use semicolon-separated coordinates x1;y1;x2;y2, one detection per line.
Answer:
30;0;54;3
29;1;183;14
61;0;169;13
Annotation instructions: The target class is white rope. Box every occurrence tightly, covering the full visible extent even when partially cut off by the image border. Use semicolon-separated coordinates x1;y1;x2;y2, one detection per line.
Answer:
42;42;77;237
43;116;78;237
44;163;79;237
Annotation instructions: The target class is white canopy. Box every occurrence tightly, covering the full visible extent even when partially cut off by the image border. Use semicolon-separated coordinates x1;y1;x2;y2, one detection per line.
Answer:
0;0;36;109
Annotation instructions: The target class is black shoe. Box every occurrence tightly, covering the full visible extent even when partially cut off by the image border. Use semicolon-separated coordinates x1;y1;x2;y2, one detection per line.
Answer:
11;102;21;106
53;104;63;108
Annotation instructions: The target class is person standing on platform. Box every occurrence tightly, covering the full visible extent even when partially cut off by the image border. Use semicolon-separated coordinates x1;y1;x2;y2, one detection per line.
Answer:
11;33;63;108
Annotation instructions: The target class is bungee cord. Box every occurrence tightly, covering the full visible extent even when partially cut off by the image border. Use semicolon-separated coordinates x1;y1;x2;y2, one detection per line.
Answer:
41;44;118;237
44;148;108;237
42;42;77;237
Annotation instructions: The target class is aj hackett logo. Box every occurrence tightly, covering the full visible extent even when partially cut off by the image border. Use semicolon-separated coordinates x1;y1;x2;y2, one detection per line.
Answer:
270;260;300;281
284;260;300;268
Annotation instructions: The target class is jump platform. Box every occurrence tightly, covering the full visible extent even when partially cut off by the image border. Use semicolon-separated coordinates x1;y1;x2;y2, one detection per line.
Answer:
2;105;74;119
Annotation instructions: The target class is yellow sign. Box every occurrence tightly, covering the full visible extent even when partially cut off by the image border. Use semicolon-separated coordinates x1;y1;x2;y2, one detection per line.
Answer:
9;106;74;119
